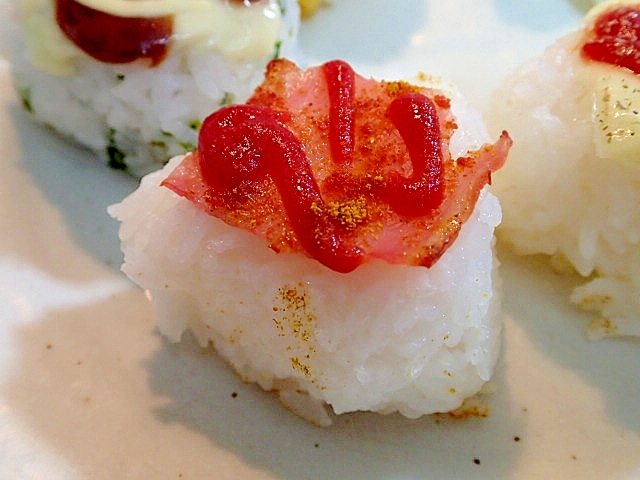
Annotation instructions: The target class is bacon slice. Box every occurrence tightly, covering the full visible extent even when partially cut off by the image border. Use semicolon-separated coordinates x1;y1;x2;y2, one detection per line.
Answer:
163;59;511;273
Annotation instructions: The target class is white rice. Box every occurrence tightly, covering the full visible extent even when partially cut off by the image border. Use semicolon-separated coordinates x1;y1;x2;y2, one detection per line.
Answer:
109;90;504;424
486;30;640;339
10;0;300;176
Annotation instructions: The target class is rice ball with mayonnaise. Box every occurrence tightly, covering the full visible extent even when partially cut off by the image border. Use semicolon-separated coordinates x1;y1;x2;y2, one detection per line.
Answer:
11;0;300;176
487;0;640;339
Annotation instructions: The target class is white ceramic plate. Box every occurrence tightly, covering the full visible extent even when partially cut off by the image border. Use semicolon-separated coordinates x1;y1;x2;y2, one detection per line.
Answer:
1;0;639;478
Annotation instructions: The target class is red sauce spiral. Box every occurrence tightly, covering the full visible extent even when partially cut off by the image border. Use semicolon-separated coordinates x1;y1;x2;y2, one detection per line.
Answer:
162;59;511;273
383;92;444;217
197;61;447;272
198;104;364;273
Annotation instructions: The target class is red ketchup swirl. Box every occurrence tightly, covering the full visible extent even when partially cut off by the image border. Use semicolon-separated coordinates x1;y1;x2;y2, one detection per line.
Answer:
198;104;364;273
383;92;444;217
55;0;173;66
582;6;640;74
322;60;444;217
163;59;511;272
196;61;447;273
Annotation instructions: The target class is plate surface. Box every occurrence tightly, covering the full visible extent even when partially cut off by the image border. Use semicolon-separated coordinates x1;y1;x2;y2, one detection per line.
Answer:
0;0;639;479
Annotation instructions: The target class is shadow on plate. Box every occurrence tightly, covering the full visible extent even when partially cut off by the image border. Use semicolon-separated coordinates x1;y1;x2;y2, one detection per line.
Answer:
5;241;640;478
4;287;525;479
497;242;640;433
5;107;138;277
146;333;522;480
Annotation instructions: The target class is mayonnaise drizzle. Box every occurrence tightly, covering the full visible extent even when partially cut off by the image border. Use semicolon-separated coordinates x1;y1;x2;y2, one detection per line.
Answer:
592;67;640;166
71;0;209;17
20;0;283;76
582;0;640;166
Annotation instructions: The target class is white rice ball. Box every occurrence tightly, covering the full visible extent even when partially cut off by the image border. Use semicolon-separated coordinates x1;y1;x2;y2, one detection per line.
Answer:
486;23;640;339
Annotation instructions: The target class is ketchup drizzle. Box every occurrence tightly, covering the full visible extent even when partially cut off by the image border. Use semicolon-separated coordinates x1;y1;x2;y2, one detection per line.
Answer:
198;104;364;273
384;93;444;217
197;61;446;272
323;60;356;165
